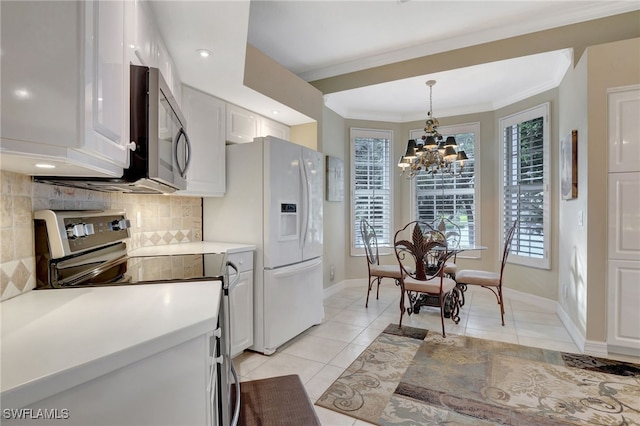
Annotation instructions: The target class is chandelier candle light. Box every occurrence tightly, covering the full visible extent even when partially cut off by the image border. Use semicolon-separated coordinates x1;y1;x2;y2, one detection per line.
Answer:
398;80;468;178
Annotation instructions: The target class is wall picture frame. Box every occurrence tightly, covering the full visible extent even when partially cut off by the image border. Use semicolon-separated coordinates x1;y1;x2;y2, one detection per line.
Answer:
325;155;344;202
561;129;578;200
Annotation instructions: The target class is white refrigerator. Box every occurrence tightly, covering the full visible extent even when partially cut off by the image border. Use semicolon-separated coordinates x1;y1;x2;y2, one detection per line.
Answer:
204;136;324;355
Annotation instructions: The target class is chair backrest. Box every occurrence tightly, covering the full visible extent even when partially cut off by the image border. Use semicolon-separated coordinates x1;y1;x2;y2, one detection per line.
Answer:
360;219;379;265
500;220;518;276
433;217;461;249
394;221;448;282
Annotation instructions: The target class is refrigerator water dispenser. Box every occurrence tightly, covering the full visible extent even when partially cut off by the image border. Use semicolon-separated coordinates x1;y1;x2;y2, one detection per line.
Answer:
280;203;298;240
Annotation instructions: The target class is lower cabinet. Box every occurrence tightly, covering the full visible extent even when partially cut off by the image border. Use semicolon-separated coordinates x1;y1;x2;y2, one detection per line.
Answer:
5;333;215;426
227;251;254;358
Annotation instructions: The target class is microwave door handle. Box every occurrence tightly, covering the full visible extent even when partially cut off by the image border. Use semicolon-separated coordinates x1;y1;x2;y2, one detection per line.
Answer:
174;128;191;178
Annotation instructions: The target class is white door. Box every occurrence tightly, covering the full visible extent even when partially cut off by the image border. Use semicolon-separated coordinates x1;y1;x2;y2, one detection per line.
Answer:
180;86;226;196
83;0;130;168
262;258;323;354
264;137;303;268
302;147;324;260
607;85;640;354
229;270;253;358
226;104;260;144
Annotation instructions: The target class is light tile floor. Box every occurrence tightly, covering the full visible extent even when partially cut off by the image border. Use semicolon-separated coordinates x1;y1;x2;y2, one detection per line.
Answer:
232;279;635;426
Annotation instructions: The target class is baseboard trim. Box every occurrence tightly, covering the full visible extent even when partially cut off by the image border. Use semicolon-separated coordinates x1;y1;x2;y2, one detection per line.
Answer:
502;288;556;311
584;340;609;357
556;304;586;353
323;278;370;299
323;280;347;299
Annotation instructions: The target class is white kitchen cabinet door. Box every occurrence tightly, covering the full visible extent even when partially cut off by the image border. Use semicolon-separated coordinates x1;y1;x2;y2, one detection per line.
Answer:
608;172;640;261
226;104;261;144
608;86;640;173
230;270;254;358
130;0;158;67
4;334;213;426
227;251;254;358
607;260;640;354
178;86;226;197
82;0;130;168
0;1;130;177
260;117;290;141
607;85;640;356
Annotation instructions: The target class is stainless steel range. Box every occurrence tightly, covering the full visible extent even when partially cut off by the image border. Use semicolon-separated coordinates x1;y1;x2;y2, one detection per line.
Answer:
34;210;228;288
33;210;240;426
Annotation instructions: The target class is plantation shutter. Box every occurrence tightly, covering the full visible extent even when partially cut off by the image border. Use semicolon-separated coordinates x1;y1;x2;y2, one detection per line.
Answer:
352;130;392;251
413;127;478;247
503;115;545;259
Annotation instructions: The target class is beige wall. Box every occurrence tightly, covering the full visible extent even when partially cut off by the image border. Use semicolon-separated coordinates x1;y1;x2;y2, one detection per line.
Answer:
321;107;347;289
0;171;202;301
290;122;319;151
244;43;324;145
558;48;589;338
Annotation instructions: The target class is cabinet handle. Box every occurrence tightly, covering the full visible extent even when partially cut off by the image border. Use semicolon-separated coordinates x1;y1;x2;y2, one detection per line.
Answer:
127;141;137;151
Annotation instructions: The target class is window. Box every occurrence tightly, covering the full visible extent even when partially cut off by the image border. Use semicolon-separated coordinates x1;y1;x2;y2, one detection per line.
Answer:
500;103;550;269
351;128;393;256
411;123;479;250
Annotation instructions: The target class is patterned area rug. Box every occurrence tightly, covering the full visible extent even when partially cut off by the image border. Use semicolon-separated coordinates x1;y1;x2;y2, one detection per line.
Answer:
315;324;640;425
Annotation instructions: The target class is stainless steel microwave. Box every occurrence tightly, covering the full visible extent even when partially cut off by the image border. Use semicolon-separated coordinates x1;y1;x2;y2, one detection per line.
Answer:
35;65;191;194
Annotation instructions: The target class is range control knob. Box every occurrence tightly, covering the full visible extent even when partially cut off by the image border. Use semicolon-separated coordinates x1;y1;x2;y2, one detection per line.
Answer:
66;223;91;239
84;224;95;236
110;219;131;231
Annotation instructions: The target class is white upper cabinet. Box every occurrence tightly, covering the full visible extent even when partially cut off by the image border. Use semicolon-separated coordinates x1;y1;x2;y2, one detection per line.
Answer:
130;0;157;67
226;104;261;144
261;117;291;141
129;0;180;98
0;1;131;177
226;104;290;144
178;86;226;197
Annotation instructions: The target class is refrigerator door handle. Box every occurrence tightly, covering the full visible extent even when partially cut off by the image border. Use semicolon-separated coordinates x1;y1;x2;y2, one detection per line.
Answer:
271;257;322;278
300;155;311;248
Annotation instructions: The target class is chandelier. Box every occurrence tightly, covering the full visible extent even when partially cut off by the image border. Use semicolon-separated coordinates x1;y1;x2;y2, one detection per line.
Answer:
398;80;468;178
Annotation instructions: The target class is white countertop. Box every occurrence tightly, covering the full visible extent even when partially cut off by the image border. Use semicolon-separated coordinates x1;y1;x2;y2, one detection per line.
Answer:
1;281;222;409
128;241;256;257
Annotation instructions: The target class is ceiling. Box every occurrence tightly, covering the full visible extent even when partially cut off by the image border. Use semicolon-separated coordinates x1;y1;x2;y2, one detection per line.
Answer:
152;1;639;126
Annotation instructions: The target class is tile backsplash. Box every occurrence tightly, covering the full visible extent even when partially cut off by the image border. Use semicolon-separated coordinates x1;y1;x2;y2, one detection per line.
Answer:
0;171;202;301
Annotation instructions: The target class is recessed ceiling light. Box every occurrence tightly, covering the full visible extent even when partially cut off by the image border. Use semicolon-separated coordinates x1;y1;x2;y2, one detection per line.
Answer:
197;49;212;58
272;110;279;115
35;163;56;169
14;88;31;99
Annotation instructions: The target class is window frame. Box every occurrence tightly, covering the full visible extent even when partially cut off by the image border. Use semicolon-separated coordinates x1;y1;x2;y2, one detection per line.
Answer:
409;122;482;259
499;102;551;270
350;128;394;257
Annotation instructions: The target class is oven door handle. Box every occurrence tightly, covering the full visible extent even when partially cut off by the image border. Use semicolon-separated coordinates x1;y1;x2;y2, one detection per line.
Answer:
230;360;240;426
54;254;129;288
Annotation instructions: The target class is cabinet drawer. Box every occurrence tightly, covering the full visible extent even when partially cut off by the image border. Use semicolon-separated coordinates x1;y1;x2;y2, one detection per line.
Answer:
227;251;253;273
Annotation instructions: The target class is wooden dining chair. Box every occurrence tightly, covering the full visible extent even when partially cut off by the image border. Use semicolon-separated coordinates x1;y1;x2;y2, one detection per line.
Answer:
394;221;459;337
360;219;403;308
455;220;518;326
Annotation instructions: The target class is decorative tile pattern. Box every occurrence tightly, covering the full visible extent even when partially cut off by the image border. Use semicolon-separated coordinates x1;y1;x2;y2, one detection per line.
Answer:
0;171;203;301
